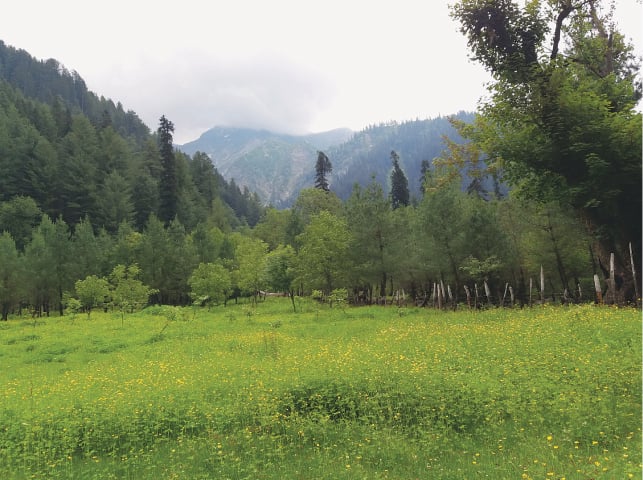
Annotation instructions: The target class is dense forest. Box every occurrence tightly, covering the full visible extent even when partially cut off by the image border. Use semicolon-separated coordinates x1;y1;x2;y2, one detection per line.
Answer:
0;0;641;319
0;41;265;232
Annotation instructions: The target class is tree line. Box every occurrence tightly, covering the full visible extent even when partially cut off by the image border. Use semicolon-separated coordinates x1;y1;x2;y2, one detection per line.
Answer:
0;157;633;320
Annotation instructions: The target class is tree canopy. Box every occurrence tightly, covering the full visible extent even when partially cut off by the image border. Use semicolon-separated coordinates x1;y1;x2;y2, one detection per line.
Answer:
450;0;642;297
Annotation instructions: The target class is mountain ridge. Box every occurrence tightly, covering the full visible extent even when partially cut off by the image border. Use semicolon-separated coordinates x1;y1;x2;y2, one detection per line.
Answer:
178;113;485;208
178;127;355;207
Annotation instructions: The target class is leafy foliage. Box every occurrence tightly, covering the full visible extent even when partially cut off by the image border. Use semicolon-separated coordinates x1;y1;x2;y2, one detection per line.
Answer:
74;275;110;318
450;0;642;286
109;264;157;315
188;262;232;307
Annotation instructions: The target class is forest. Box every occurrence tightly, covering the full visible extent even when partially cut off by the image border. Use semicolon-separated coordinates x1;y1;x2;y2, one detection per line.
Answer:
0;0;641;320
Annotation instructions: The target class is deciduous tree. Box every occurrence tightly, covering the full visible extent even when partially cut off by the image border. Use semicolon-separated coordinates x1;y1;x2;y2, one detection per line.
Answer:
188;262;231;307
450;0;642;299
295;211;352;296
110;264;157;317
74;275;110;318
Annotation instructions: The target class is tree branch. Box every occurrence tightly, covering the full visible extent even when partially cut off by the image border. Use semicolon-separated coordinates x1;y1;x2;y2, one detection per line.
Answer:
551;2;574;60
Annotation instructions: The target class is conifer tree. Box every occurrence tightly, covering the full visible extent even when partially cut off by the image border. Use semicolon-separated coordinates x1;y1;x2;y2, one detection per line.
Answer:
390;150;409;209
419;159;431;193
157;115;178;225
314;151;332;192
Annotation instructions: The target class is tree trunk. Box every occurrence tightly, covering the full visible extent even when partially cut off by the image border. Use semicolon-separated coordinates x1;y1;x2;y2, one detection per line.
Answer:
584;213;640;305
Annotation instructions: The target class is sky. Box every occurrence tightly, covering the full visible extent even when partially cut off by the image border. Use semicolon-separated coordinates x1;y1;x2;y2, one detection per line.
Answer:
2;1;642;144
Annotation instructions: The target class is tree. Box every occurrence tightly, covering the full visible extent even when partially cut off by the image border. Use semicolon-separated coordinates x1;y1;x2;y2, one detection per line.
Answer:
264;245;297;311
157;115;178;225
71;216;102;281
189;222;225;264
415;180;469;289
234;236;268;304
188;262;232;308
253;208;291;250
109;264;157;319
291;188;343;228
450;0;642;300
389;150;410;209
52;115;99;225
0;195;41;251
294;211;352;296
314;151;333;191
74;275;110;318
419;159;432;195
345;179;395;299
189;151;220;214
96;171;134;234
391;150;410;210
24;215;73;316
0;232;21;320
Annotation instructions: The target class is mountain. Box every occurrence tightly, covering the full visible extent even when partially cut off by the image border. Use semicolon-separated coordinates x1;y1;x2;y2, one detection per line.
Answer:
325;112;480;200
178;112;497;208
178;127;353;207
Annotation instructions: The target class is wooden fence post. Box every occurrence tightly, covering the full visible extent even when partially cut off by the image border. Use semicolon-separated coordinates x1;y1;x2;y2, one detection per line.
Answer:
430;283;435;308
630;242;640;305
502;282;509;306
474;283;479;309
464;285;471;308
608;253;616;304
484;280;492;306
594;274;603;304
440;280;447;309
540;265;545;304
529;278;533;307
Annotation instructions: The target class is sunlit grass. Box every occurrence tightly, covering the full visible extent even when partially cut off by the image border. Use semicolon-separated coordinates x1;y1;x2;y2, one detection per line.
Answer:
1;300;640;479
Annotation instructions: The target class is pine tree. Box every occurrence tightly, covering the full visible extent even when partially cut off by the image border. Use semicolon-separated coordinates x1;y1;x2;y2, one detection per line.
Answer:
314;151;332;192
390;151;409;209
419;159;431;194
157;115;178;225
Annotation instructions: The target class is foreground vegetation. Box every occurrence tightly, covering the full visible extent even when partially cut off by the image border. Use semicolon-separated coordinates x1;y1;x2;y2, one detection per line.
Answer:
0;299;640;479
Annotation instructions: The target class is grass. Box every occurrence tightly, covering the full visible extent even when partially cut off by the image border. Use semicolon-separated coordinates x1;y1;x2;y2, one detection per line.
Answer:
0;299;640;479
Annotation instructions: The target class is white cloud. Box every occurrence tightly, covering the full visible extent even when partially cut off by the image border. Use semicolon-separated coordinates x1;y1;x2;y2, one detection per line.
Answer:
1;0;640;143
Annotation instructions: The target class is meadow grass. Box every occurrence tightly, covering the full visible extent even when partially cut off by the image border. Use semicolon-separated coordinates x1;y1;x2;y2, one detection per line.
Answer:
0;299;640;479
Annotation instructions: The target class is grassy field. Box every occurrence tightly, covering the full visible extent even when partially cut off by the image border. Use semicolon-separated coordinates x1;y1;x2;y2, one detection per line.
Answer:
0;299;640;479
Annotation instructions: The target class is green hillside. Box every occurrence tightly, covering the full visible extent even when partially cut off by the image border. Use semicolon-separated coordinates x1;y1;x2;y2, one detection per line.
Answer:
0;40;265;231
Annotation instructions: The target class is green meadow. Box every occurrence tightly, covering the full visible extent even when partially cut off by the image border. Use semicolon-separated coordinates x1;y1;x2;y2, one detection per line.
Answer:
0;300;640;479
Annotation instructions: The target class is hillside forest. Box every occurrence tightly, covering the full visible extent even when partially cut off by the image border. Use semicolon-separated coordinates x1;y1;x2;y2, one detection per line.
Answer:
0;0;641;319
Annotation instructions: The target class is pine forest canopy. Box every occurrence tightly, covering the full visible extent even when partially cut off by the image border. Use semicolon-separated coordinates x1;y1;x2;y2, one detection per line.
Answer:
0;40;266;233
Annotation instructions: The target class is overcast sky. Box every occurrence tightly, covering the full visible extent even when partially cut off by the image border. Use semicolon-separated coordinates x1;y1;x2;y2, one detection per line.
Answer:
2;1;641;144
